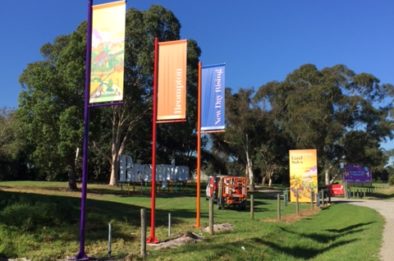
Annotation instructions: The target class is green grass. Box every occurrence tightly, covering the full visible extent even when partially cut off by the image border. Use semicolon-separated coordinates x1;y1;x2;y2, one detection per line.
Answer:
151;204;382;261
0;181;385;260
369;183;394;199
334;183;394;200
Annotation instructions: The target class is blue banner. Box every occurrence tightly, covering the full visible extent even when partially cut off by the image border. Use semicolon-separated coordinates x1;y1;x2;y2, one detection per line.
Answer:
201;64;225;132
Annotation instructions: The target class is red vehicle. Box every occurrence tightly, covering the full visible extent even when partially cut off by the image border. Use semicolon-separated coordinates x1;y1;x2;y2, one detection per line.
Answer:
206;175;248;210
328;183;345;196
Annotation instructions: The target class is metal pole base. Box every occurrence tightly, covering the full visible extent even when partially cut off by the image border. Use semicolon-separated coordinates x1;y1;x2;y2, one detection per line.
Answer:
147;237;159;244
74;253;89;261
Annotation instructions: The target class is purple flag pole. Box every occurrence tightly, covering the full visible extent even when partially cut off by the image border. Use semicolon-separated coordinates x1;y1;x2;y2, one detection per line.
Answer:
76;0;93;259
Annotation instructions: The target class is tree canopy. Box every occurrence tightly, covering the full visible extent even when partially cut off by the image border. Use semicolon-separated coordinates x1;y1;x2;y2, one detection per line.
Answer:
211;64;393;186
2;6;393;188
15;5;201;186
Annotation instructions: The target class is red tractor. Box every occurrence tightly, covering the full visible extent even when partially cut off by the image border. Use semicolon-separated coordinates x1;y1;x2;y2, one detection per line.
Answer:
206;175;248;210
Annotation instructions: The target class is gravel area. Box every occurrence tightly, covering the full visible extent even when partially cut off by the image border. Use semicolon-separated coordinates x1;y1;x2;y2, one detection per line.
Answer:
334;198;394;261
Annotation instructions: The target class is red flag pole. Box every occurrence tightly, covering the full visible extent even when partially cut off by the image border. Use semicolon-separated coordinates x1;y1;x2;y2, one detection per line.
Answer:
147;37;159;244
195;61;202;227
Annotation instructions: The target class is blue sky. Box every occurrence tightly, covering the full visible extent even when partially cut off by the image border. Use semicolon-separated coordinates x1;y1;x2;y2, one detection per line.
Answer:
0;0;393;152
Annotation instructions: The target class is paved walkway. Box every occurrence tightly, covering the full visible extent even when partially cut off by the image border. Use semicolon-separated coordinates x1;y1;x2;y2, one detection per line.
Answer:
334;198;394;261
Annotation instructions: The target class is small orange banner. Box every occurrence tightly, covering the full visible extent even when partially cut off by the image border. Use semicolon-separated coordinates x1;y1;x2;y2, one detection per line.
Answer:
157;40;187;122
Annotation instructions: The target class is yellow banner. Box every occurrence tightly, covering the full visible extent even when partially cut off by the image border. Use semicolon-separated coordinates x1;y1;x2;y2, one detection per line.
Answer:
157;40;187;122
89;1;125;104
289;149;318;202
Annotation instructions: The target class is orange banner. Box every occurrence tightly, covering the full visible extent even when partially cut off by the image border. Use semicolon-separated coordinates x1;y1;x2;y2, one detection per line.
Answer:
157;40;187;122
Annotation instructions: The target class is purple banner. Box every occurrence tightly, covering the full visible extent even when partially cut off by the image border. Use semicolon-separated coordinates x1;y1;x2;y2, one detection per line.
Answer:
343;164;372;183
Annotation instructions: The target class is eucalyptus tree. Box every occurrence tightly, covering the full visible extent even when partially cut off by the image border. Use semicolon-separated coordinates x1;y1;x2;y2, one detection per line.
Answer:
211;88;266;190
18;25;85;188
17;5;201;186
0;108;26;180
256;64;393;184
103;6;201;185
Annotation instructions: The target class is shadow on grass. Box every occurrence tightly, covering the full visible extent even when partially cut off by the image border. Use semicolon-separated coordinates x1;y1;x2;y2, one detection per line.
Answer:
249;199;268;206
254;237;357;259
252;191;282;200
249;207;270;213
325;222;374;233
279;221;372;244
0;190;200;243
149;231;358;260
332;198;365;204
365;192;394;199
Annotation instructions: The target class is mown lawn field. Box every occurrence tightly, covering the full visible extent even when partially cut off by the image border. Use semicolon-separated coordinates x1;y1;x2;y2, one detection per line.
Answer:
0;181;385;260
368;183;394;200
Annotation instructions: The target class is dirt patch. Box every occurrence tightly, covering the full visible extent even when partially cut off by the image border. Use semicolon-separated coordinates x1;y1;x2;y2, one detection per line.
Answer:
263;206;323;223
148;223;234;250
202;223;234;233
148;232;203;250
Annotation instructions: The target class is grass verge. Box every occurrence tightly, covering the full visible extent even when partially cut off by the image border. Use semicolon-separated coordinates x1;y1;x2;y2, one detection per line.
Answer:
0;181;384;260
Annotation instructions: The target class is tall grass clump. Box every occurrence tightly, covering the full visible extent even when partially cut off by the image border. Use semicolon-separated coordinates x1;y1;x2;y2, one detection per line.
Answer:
0;194;77;231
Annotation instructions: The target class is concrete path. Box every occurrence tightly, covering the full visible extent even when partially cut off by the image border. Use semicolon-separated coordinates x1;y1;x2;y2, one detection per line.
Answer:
334;198;394;261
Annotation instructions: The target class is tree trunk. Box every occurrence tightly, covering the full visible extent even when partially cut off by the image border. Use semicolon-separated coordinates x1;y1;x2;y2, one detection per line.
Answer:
268;169;273;187
261;176;266;186
325;169;330;186
68;147;79;191
245;149;254;191
109;135;126;186
324;164;333;186
107;106;147;186
244;134;254;191
67;168;78;191
109;109;120;186
109;152;118;186
109;108;128;186
268;177;272;188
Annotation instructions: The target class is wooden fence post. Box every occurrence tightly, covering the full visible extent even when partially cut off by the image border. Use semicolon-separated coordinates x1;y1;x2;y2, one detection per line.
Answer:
209;197;214;235
284;189;288;207
310;191;314;209
168;212;171;238
250;193;254;220
108;222;112;257
277;194;281;221
140;208;146;258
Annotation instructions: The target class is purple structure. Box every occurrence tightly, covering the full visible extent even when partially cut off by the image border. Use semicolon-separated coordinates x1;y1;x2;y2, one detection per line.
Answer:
343;164;372;184
76;0;93;259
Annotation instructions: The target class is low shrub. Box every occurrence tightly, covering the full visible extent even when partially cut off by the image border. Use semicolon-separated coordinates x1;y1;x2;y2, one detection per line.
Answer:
0;200;76;232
